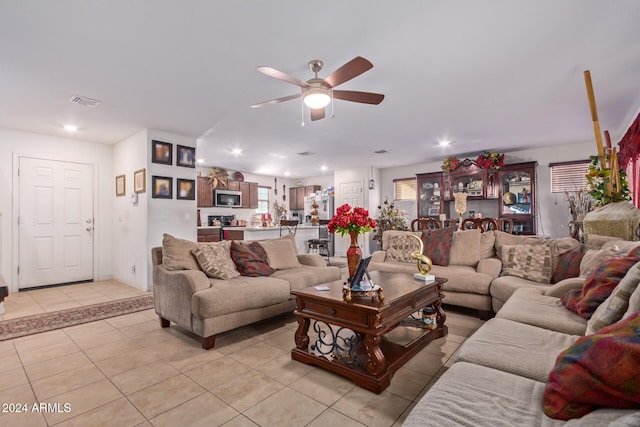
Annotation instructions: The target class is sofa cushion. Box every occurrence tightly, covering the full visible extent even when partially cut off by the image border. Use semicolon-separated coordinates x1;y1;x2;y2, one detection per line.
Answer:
386;234;420;263
449;228;481;266
500;244;553;284
626;278;640;318
259;238;302;270
490;275;549;306
545;237;582;273
403;362;558;427
161;233;201;271
584;233;623;250
478;230;496;259
543;311;640;420
496;288;587;335
455;318;581;383
494;231;544;260
271;266;341;291
579;246;619;277
421;226;454;266
191;241;240;280
230;241;275;277
552;251;585;284
562;247;640;319
586;261;640;334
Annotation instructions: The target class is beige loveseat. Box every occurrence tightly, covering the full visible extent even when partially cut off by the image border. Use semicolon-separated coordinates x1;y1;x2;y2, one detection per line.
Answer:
152;233;341;349
404;259;640;426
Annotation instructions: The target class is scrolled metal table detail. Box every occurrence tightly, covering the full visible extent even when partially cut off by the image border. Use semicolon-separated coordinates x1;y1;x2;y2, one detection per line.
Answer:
309;320;361;366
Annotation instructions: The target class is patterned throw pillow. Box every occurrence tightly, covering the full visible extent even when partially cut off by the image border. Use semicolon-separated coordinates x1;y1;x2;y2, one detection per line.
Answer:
386;234;421;263
562;246;640;319
551;251;585;284
500;244;553;284
230;241;275;277
421;226;454;266
191;241;240;280
543;312;640;420
586;262;640;334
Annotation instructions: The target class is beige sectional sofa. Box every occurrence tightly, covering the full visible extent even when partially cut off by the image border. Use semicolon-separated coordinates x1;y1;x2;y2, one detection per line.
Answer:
404;261;640;426
152;233;341;349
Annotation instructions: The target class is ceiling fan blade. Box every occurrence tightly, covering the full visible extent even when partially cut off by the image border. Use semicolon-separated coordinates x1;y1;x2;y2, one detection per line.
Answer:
310;108;325;121
250;93;301;108
333;90;384;105
256;66;310;88
323;57;373;88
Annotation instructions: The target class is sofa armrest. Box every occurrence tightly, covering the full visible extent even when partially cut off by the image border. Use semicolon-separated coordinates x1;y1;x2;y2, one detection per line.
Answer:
371;251;387;263
544;277;585;297
153;265;210;327
297;254;327;267
477;258;502;279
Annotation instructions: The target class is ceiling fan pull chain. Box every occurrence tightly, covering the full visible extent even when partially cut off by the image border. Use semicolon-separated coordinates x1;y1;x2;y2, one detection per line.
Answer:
331;90;335;119
300;96;305;127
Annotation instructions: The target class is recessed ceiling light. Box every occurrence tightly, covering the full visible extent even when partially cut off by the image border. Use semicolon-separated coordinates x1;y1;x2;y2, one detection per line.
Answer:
196;158;205;164
231;148;243;155
284;171;291;176
320;165;328;171
64;124;77;132
438;139;451;147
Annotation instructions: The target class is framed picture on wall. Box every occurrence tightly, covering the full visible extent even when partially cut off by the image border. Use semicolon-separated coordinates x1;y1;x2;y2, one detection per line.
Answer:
177;178;195;200
152;176;173;199
115;174;126;196
151;140;173;165
134;168;146;193
177;145;196;168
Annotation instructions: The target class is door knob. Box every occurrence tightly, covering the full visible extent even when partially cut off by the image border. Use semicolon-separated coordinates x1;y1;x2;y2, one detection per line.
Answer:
86;227;93;231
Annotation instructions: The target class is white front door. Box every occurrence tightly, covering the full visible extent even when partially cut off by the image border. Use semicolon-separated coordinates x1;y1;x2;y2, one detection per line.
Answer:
18;157;94;289
335;180;364;256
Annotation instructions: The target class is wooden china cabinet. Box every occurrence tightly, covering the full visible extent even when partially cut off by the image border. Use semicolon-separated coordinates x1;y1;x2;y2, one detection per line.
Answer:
416;172;447;217
498;162;537;235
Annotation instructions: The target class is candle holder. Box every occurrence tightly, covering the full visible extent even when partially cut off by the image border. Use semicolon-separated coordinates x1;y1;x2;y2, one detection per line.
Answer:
454;192;468;231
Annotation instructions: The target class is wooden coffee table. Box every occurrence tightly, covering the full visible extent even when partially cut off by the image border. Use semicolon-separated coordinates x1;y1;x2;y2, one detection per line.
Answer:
291;271;447;394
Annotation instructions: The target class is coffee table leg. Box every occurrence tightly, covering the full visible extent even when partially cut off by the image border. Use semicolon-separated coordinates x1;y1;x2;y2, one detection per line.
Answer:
433;282;447;327
364;334;385;375
295;316;310;350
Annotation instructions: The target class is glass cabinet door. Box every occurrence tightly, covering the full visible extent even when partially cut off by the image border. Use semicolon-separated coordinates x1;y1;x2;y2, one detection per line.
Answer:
419;177;442;217
451;174;484;197
501;171;531;215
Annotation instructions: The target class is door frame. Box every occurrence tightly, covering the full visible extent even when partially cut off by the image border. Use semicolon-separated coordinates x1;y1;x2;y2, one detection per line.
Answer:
11;153;101;293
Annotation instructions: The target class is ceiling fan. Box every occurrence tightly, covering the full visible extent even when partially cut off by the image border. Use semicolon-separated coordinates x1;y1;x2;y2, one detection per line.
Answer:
250;56;384;121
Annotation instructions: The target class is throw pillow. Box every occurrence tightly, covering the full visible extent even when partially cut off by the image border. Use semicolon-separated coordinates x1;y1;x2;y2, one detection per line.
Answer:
551;251;585;284
545;237;582;273
382;230;421;251
230;241;275;277
259;238;302;270
494;230;544;260
420;226;454;266
586;261;640;334
624;279;640;318
562;247;640;319
386;234;421;263
449;228;481;266
584;234;624;250
500;244;553;284
579;246;620;278
543;311;640;420
191;241;240;280
161;233;201;271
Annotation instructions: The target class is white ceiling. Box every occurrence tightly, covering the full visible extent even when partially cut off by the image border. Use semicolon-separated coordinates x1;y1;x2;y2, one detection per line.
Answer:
1;1;640;178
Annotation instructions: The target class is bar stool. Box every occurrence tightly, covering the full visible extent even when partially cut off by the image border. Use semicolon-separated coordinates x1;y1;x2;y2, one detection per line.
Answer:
307;220;330;264
279;219;298;236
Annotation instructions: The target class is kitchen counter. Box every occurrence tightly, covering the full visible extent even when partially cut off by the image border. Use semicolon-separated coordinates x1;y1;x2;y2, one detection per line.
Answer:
222;225;321;254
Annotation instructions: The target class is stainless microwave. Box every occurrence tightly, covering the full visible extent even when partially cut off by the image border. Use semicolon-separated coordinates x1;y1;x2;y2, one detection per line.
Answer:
215;189;242;207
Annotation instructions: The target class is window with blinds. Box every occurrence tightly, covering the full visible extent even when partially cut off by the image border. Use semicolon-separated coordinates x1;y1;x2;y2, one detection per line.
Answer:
550;160;590;193
394;178;416;200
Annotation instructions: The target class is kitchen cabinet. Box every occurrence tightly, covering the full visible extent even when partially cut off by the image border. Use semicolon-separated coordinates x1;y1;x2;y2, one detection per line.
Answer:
197;176;213;207
239;181;259;209
227;180;240;191
416;172;448;217
197;228;221;242
289;185;321;210
498;162;537;235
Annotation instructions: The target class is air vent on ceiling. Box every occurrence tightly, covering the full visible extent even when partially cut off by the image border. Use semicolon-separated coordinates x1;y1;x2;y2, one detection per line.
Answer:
297;151;315;156
68;95;102;108
374;149;388;154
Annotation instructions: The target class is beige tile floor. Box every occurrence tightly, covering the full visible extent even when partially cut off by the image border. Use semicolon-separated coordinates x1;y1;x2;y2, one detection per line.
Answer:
0;281;485;427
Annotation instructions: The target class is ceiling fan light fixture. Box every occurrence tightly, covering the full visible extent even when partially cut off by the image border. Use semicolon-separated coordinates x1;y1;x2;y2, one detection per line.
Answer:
303;89;331;109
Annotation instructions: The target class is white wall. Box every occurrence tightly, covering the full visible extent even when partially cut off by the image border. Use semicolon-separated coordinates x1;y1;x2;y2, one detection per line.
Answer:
379;140;595;238
0;128;114;292
333;167;374;257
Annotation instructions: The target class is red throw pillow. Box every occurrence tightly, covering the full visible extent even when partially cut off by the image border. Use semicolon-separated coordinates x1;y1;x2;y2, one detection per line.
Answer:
562;247;640;319
230;241;275;277
421;226;454;266
551;251;584;283
543;311;640;420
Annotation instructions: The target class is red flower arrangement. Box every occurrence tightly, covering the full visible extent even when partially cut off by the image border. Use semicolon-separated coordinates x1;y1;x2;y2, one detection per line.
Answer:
441;156;460;172
328;204;376;236
476;151;505;169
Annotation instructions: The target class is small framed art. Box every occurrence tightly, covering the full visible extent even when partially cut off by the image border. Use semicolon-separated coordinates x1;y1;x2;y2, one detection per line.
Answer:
177;145;196;168
134;168;146;193
177;178;196;200
152;176;173;199
152;140;173;165
115;174;126;196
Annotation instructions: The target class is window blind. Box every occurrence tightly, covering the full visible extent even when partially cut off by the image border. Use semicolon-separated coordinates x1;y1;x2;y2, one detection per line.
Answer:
550;160;589;193
394;178;416;200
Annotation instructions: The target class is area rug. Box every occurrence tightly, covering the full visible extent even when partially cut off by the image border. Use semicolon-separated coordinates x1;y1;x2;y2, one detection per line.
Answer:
0;294;154;341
